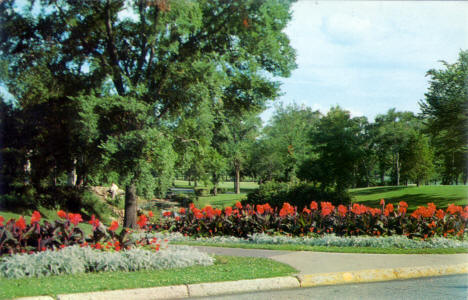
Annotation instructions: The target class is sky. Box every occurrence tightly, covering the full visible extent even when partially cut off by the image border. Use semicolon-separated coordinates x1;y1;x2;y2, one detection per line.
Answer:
260;1;468;124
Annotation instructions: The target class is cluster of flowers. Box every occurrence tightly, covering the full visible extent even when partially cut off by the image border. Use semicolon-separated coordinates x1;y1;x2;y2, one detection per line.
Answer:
157;200;468;239
0;210;157;256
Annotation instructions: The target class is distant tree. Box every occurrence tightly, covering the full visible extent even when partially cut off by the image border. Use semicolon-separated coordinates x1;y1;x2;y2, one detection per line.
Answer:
420;50;468;185
400;132;435;186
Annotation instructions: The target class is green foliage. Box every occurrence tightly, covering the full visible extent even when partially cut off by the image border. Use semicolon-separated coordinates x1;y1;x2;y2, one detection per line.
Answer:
420;50;468;184
194;188;210;197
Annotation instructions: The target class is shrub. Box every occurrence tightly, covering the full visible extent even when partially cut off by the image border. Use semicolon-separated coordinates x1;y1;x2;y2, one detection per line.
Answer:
194;188;210;197
0;245;214;278
243;181;351;210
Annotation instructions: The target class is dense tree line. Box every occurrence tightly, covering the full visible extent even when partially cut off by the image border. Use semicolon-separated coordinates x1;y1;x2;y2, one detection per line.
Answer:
0;0;466;227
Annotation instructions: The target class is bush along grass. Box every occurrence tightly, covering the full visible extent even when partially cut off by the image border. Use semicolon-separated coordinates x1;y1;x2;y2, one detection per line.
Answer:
0;245;214;279
0;210;160;255
142;232;468;250
155;200;468;240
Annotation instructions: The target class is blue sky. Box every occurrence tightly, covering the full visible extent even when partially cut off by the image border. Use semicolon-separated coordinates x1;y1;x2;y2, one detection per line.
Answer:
261;1;468;124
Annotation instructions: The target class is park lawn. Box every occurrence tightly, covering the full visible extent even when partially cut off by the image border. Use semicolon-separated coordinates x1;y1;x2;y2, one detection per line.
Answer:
173;180;258;192
350;185;468;211
196;193;247;209
0;256;296;299
172;241;468;254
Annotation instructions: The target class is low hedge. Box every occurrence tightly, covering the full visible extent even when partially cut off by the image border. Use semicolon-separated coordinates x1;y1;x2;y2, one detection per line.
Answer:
243;181;351;210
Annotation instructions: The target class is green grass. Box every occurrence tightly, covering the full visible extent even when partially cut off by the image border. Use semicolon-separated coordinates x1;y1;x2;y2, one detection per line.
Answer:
173;241;468;254
350;185;468;211
173;180;258;208
196;193;247;208
0;256;296;299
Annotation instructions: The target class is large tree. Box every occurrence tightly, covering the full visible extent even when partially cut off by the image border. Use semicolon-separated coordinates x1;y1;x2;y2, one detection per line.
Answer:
1;0;296;226
420;50;468;185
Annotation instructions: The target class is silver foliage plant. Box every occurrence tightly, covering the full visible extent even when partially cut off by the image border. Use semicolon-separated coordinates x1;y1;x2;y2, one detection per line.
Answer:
142;232;468;249
0;245;214;279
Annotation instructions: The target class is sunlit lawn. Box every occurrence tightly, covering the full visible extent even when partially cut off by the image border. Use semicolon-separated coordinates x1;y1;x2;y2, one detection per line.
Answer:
351;185;468;211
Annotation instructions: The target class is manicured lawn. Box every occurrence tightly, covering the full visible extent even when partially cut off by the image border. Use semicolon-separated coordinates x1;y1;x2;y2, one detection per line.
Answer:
173;180;258;192
350;185;468;211
0;256;296;299
173;241;468;254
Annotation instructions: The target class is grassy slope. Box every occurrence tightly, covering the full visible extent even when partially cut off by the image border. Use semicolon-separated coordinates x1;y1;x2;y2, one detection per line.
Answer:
350;185;468;210
0;256;296;299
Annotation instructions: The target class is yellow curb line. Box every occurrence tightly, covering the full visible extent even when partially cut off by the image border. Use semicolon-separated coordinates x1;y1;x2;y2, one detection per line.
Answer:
297;263;468;287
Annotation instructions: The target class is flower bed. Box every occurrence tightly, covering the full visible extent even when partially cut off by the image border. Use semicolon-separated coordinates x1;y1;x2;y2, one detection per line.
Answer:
155;200;468;239
0;245;214;279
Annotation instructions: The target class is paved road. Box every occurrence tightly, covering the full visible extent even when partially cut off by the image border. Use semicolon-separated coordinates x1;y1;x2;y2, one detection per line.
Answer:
194;246;468;274
192;274;468;300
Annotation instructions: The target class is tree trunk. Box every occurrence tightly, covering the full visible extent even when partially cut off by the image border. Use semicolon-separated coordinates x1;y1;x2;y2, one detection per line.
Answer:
234;161;240;194
395;152;400;186
124;183;138;229
213;186;217;196
67;159;77;187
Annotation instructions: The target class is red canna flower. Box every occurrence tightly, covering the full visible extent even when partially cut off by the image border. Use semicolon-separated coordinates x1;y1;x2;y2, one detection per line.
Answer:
88;215;100;230
68;213;83;226
235;201;242;209
109;220;119;231
0;215;5;226
15;216;26;231
214;208;222;216
303;207;311;214
57;210;67;219
446;204;462;215
137;214;148;228
179;207;186;214
380;198;385;206
256;204;265;215
310;201;318;210
224;206;232;217
31;211;41;224
175;216;180;221
385;203;394;213
148;211;154;218
163;211;172;217
337;205;347;217
436;209;445;220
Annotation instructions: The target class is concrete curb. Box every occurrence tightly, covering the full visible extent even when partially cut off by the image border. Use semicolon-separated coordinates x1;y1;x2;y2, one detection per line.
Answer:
16;263;468;300
297;263;468;287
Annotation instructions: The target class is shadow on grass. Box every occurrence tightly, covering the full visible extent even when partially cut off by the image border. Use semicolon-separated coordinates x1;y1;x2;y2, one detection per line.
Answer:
350;186;409;196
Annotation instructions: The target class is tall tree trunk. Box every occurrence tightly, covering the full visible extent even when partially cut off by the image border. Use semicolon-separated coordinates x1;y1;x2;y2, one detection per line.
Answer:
395;152;400;186
67;159;77;187
124;182;138;229
213;186;217;196
234;160;240;194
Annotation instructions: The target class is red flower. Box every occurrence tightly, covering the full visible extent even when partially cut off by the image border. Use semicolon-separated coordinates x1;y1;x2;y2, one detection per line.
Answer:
447;204;462;215
94;242;102;250
436;209;445;220
303;207;311;214
137;214;148;228
235;202;242;209
57;210;67;219
175;216;181;221
256;204;265;215
163;211;172;217
179;208;186;214
385;203;394;213
31;211;41;224
351;203;367;215
88;215;100;230
310;201;318;210
224;206;232;217
399;201;408;208
109;221;119;231
337;205;347;217
214;208;222;216
380;199;385;206
148;211;154;218
68;213;83;226
15;216;26;231
0;215;4;226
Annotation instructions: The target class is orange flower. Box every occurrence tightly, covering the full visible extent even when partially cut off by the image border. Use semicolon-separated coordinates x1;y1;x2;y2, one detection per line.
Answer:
109;221;119;231
57;210;67;219
148;211;154;218
399;201;408;208
446;204;462;215
179;207;186;214
337;205;347;217
385;203;394;213
15;216;26;230
380;198;385;206
224;206;232;216
310;201;318;210
0;215;4;226
31;211;41;224
256;204;265;215
303;207;311;214
235;202;242;209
